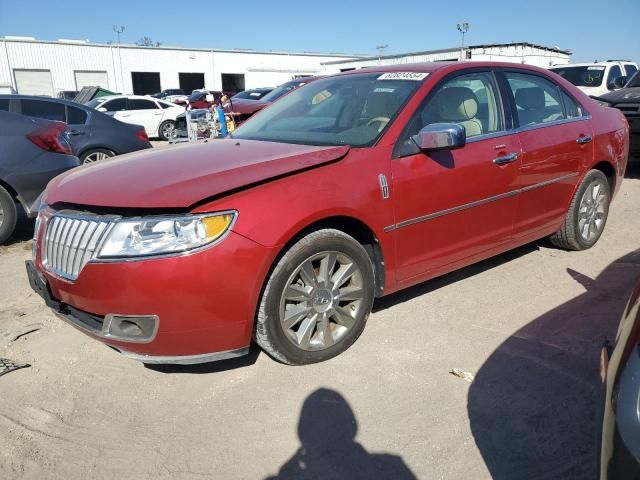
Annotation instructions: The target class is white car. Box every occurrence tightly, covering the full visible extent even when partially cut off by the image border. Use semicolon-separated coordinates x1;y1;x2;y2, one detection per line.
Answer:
85;95;186;140
549;61;638;97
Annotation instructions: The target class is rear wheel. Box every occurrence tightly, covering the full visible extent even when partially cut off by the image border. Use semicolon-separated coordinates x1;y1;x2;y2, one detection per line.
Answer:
158;120;176;141
0;185;17;244
255;229;375;365
550;169;611;250
80;148;115;164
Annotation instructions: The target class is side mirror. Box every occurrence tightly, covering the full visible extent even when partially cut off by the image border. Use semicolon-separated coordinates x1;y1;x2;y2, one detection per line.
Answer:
411;123;466;152
97;107;107;112
608;76;627;90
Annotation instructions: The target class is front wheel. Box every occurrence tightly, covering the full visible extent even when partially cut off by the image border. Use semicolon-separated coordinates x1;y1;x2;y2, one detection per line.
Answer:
255;229;375;365
550;169;611;250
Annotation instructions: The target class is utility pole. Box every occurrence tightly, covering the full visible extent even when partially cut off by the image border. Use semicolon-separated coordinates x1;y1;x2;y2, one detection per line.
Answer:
457;22;469;61
376;45;388;65
112;25;125;93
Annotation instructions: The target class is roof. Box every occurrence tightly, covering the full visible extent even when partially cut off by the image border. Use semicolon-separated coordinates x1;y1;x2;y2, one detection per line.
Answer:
0;36;366;59
322;42;571;66
550;61;638;68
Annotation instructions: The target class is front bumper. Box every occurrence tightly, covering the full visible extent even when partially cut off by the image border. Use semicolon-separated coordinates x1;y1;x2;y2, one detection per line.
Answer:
29;228;277;364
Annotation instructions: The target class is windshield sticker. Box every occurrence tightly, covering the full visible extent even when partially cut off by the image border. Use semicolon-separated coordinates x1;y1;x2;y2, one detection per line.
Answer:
373;87;396;93
587;66;605;71
377;72;429;81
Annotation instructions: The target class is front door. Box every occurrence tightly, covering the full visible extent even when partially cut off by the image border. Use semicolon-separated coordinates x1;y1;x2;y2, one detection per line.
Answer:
390;70;521;284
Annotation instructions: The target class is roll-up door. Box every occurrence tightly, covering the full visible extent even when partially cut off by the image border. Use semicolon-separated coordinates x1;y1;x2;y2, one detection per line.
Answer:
14;69;54;96
74;71;109;90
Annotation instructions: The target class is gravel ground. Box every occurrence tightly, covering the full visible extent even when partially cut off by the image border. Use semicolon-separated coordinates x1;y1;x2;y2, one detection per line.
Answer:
1;162;639;480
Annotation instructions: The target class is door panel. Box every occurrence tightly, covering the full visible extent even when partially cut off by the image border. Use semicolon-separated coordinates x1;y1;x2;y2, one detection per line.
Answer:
391;135;521;282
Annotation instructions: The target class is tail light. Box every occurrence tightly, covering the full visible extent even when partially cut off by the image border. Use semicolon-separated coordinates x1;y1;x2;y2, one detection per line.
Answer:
136;128;149;142
27;121;72;155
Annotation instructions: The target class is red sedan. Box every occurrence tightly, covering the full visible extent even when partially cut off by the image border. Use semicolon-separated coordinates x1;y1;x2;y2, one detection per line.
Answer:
27;62;629;365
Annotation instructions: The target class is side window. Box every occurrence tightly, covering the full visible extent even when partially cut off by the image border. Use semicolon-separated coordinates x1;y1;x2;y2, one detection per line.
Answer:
67;106;88;125
560;91;583;119
0;99;9;112
607;65;622;87
129;99;158;110
102;98;128;112
625;64;638;77
505;72;565;127
20;100;66;122
159;101;172;109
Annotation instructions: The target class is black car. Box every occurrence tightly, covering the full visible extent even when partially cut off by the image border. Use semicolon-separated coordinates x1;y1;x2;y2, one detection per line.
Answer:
231;88;273;101
0;95;152;163
151;88;185;99
0;110;79;243
597;72;640;159
600;279;640;479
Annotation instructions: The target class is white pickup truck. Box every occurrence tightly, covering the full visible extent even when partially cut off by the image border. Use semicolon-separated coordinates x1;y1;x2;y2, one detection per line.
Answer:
549;61;638;97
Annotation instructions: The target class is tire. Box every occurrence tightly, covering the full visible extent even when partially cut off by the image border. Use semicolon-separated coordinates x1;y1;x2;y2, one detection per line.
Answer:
0;185;17;244
80;148;115;164
255;229;375;365
158;120;176;141
550;169;611;251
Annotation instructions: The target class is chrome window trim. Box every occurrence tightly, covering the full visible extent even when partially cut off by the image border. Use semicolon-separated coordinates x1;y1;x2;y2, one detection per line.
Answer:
465;115;592;144
384;172;579;232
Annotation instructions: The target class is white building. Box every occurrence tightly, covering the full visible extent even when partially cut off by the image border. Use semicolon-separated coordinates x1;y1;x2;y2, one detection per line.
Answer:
322;42;571;73
0;36;363;96
0;38;571;97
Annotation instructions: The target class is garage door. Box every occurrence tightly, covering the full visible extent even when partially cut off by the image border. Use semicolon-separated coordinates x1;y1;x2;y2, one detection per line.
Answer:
14;69;54;96
74;71;109;90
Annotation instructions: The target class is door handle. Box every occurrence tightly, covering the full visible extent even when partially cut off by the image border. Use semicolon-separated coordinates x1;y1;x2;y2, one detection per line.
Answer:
576;135;593;145
493;153;518;165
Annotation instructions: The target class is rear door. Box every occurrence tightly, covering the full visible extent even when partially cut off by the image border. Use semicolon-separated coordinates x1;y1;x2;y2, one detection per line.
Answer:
64;104;90;155
126;98;163;137
501;69;593;239
390;69;521;283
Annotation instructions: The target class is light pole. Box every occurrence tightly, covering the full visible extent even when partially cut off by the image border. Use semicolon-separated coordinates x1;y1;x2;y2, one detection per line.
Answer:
457;22;469;61
376;44;388;65
112;25;125;93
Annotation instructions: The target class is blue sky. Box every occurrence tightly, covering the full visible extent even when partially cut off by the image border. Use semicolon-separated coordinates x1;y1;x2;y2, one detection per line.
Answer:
1;0;638;62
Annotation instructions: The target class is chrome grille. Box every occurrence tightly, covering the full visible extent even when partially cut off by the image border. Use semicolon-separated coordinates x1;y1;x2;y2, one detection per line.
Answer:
43;214;113;280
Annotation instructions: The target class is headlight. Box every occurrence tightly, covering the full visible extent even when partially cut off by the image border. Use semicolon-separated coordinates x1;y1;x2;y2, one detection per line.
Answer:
97;211;237;259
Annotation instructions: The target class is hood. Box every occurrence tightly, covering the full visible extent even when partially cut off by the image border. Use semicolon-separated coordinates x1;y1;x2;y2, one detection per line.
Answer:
45;140;349;209
230;98;269;115
599;87;640;103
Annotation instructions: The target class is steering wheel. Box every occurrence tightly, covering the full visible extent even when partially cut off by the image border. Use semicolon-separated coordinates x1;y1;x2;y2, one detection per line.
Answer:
366;116;390;132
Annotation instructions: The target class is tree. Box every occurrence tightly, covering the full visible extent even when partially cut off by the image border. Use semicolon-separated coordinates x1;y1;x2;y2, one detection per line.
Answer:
136;36;161;47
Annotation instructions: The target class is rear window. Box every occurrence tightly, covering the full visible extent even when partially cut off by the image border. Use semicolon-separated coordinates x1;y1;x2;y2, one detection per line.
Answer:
129;99;158;110
67;106;88;124
0;99;9;112
101;98;128;112
550;66;605;88
625;64;638;77
20;99;66;122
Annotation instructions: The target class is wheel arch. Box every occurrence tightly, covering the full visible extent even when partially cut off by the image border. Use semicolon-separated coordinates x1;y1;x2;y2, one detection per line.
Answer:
0;178;19;200
77;145;118;159
591;160;616;193
264;215;386;299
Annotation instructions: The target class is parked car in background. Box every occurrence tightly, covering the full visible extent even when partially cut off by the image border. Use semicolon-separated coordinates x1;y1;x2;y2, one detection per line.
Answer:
231;88;273;101
150;88;184;99
230;77;321;123
56;90;78;101
0;95;151;163
550;61;638;97
27;62;628;366
185;90;237;109
86;95;185;140
600;278;640;479
594;71;640;159
0;110;79;243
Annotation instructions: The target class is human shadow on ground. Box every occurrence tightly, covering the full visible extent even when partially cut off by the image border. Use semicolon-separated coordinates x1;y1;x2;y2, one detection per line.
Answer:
266;388;417;480
468;249;640;479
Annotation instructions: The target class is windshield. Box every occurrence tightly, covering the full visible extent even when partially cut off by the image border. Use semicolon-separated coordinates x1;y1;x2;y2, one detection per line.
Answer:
260;80;307;103
232;73;423;147
85;98;107;108
627;71;640;88
188;92;206;102
550;66;605;88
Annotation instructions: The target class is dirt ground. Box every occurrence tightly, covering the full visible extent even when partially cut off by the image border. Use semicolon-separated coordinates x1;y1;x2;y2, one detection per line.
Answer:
1;163;639;480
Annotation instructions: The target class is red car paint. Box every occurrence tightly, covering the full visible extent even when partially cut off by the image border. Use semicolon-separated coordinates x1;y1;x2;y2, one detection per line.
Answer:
31;62;629;362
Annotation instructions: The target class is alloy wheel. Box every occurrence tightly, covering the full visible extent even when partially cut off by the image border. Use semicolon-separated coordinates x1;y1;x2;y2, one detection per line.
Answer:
279;251;365;351
161;122;175;138
83;151;110;164
578;179;608;242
